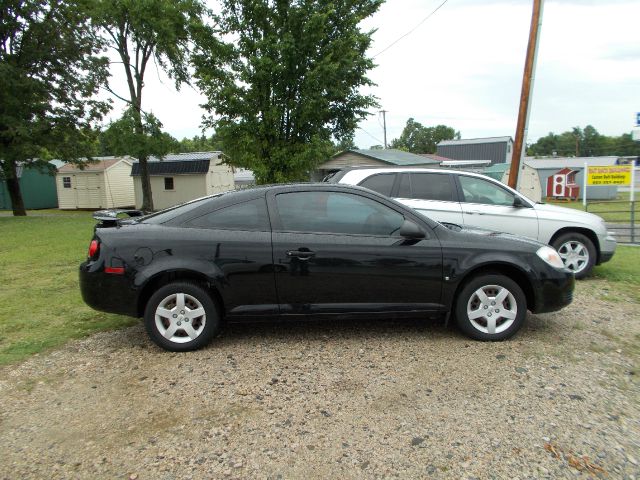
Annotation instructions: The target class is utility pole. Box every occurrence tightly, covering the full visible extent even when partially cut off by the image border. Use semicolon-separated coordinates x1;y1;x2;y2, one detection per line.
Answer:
509;0;544;189
380;110;388;149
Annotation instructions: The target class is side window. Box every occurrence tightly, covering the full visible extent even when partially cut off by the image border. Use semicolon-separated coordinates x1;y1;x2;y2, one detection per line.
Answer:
397;173;454;201
275;191;404;236
458;176;515;206
358;173;396;196
164;177;174;190
62;177;71;188
184;199;270;231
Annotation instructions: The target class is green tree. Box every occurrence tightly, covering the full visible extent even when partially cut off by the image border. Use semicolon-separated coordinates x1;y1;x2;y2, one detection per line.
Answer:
194;0;382;184
0;0;110;216
100;108;179;165
389;118;458;154
178;133;224;153
528;125;639;157
91;0;216;211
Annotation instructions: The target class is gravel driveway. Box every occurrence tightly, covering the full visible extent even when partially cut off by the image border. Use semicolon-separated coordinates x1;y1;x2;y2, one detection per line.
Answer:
0;280;638;479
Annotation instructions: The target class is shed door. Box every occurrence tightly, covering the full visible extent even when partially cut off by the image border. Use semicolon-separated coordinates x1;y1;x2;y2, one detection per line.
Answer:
75;174;101;208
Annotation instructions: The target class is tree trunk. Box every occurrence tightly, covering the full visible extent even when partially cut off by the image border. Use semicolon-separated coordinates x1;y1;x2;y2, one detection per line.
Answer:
5;160;27;216
139;156;154;212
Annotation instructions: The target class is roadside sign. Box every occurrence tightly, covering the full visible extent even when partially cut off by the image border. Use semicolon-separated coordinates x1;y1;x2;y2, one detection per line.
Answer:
586;165;632;186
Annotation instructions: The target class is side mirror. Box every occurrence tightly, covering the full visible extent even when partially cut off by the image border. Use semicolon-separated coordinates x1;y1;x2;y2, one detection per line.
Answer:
399;219;426;239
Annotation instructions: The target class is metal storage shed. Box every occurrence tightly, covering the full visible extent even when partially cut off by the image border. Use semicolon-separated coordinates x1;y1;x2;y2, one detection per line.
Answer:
56;157;135;209
0;162;59;210
130;152;235;210
437;137;513;165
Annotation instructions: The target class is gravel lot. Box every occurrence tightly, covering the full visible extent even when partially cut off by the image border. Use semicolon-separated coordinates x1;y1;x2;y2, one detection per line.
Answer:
0;280;638;479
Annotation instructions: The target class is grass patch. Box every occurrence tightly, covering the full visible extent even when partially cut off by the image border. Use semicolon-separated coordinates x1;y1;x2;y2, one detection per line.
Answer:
591;246;640;302
0;211;137;365
546;193;639;223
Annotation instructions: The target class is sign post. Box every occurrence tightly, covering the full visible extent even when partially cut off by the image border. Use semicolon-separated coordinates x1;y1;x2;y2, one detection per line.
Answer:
583;162;587;208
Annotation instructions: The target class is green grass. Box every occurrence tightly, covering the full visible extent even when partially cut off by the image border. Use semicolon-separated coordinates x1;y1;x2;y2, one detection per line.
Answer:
592;246;640;302
547;192;639;223
0;211;137;365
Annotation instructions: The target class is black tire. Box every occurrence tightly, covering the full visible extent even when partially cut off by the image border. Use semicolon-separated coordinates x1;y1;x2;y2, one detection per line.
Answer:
144;281;220;351
454;274;527;341
551;232;596;279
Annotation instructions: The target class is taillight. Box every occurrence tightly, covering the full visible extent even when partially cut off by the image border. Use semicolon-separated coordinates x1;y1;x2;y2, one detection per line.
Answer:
88;239;99;258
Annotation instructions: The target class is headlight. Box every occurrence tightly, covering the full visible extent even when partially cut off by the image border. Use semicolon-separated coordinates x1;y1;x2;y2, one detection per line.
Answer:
536;246;565;269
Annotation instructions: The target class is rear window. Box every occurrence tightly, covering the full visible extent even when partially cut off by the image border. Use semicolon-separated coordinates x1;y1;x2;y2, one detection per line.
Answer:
184;199;270;231
398;173;454;201
141;195;221;224
358;173;396;196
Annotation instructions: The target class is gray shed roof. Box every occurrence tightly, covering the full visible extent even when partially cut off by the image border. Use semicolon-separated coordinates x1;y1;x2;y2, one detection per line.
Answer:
146;151;223;162
438;136;512;146
343;149;440;166
130;151;224;176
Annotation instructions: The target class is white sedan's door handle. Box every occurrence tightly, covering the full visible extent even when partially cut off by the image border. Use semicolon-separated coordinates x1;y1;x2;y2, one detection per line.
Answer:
464;210;485;215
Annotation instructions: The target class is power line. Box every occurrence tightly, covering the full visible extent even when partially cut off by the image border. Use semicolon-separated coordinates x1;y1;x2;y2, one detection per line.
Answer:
358;126;384;145
373;0;450;58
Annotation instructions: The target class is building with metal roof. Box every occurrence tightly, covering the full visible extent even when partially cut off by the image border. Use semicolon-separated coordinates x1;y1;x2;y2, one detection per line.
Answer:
130;151;234;210
437;136;513;165
314;149;440;180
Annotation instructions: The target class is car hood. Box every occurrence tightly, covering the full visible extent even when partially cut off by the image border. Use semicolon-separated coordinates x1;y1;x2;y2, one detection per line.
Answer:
439;222;546;250
533;202;605;225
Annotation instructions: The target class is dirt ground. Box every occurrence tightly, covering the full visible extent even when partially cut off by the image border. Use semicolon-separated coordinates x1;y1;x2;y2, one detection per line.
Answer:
0;280;638;479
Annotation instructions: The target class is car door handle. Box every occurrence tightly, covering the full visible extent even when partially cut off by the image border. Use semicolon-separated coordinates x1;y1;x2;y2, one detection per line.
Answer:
286;250;316;259
464;210;485;215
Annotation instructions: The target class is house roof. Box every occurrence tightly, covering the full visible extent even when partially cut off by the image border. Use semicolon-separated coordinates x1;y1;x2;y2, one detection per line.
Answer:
340;149;440;166
57;157;127;173
438;136;513;146
130;151;225;176
418;153;452;162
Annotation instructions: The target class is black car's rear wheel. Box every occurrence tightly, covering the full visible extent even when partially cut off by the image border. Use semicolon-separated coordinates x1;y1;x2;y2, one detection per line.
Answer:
455;274;526;341
144;282;219;351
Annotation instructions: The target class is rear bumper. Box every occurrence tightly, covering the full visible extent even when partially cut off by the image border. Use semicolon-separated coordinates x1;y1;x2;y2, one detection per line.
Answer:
531;269;575;314
80;262;140;317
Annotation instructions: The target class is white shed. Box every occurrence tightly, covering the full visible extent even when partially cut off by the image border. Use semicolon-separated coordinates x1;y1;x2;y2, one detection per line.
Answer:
56;157;135;209
131;152;235;210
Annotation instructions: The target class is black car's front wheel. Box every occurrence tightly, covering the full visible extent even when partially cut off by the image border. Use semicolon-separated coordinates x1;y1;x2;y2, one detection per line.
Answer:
144;282;219;351
455;274;526;341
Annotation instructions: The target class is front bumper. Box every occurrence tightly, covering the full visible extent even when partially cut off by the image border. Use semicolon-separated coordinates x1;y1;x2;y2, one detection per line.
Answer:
598;232;617;265
80;262;140;317
531;268;575;314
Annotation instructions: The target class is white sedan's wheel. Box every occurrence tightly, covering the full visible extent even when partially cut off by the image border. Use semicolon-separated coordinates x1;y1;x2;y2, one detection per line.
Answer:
455;274;526;341
556;240;589;275
144;282;219;351
551;232;596;279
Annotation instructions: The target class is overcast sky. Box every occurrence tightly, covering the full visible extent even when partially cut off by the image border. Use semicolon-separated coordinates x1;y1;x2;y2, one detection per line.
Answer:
102;0;640;150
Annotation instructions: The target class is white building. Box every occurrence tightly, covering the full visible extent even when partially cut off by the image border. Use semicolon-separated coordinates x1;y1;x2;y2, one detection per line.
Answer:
56;157;135;209
131;152;235;210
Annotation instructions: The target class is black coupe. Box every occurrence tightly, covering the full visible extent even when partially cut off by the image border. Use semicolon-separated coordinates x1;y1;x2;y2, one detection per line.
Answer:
80;184;574;351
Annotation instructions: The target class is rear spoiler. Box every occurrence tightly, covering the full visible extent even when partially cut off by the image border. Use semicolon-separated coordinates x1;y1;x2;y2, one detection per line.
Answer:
93;209;144;227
